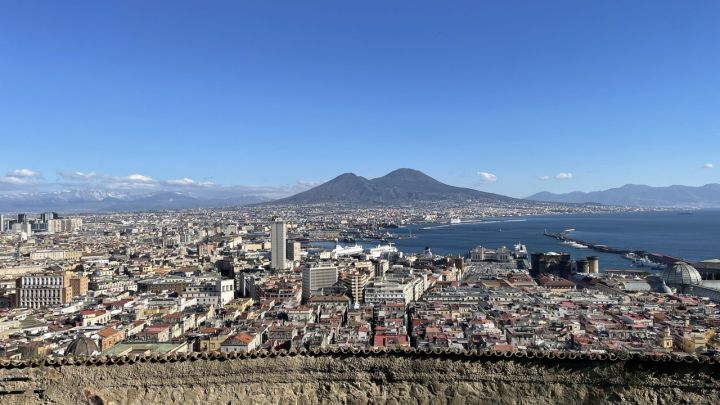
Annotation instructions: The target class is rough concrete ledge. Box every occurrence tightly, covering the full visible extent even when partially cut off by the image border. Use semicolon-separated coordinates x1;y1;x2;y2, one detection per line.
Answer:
1;348;719;404
1;347;719;369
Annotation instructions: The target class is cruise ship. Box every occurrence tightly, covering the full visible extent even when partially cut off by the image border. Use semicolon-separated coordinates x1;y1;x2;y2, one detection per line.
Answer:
332;244;364;259
513;242;528;259
368;243;398;259
449;218;461;224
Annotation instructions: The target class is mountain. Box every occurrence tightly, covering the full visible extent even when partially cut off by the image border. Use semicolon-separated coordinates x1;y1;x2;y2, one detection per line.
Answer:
527;184;720;208
0;190;270;213
266;168;515;205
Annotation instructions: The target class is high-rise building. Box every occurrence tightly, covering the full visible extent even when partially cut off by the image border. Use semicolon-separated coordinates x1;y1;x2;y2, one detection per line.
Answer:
271;219;288;270
15;222;32;237
340;270;370;304
31;222;49;233
46;218;83;234
0;214;5;232
40;212;58;222
302;265;338;301
374;259;389;278
17;213;27;223
286;240;301;262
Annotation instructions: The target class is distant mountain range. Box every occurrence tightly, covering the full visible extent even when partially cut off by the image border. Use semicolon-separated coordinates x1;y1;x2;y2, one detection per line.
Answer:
266;168;515;205
527;184;720;208
0;190;269;213
16;170;715;212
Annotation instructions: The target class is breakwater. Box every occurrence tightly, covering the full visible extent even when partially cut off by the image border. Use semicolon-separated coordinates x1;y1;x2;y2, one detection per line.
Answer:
544;230;688;266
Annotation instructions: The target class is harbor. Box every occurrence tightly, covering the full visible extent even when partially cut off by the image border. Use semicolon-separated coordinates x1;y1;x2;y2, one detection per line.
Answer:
313;212;719;274
543;228;687;270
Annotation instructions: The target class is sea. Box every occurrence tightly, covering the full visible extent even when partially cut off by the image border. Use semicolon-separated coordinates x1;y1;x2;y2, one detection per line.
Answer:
358;210;720;271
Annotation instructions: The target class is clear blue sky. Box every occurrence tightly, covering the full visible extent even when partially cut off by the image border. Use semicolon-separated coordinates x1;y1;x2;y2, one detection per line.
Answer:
1;1;718;198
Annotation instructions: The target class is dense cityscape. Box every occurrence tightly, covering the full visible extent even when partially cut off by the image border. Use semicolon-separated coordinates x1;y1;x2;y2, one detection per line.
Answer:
1;203;718;361
3;1;720;402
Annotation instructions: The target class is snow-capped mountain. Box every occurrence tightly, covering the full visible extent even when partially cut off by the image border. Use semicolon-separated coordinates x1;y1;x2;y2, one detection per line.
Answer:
0;189;269;213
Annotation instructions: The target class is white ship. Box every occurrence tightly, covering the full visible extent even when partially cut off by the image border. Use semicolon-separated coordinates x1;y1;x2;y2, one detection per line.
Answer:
514;243;528;258
562;240;588;249
449;218;461;224
634;256;666;270
623;252;638;261
332;244;364;258
368;243;398;259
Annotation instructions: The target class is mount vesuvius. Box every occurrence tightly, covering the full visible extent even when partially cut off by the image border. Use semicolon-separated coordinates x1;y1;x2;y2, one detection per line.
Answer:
265;168;515;205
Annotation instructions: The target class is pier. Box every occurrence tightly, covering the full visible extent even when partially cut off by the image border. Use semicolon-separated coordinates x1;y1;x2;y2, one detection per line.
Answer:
543;230;690;266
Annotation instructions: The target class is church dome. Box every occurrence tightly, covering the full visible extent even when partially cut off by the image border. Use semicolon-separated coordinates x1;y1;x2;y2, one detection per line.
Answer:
662;262;702;287
65;336;99;356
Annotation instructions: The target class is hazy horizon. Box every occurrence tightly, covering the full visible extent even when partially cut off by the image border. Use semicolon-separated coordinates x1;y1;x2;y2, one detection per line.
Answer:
0;166;719;201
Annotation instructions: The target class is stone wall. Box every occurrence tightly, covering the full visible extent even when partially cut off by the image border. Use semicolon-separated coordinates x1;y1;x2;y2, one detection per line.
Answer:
1;349;719;404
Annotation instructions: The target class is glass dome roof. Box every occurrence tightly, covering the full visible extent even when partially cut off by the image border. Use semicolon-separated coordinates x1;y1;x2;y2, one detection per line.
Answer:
662;262;702;287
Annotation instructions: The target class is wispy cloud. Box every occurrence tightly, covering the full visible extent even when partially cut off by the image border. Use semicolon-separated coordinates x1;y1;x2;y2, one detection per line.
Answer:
58;171;160;189
477;171;498;183
538;175;550;181
165;177;196;186
702;163;714;169
0;176;30;185
555;172;573;180
163;177;214;187
297;180;323;189
0;168;43;186
126;173;154;183
2;169;336;199
9;168;40;178
57;171;98;181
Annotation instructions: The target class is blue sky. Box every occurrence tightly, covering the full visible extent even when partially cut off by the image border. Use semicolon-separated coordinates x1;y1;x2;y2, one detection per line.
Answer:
1;1;718;198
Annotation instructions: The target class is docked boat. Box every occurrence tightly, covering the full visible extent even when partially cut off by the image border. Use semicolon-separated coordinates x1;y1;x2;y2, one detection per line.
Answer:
562;240;588;249
332;244;364;258
514;242;528;258
623;252;638;261
369;243;398;259
634;256;666;270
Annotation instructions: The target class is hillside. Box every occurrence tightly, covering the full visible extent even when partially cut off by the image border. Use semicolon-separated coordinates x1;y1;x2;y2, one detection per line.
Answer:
528;184;720;208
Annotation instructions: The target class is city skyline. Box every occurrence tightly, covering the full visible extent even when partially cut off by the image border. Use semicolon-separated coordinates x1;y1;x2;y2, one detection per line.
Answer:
2;1;719;198
3;2;720;403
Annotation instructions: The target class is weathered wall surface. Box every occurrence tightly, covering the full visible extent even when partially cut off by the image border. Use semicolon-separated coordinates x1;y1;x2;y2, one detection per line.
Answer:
1;350;719;405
